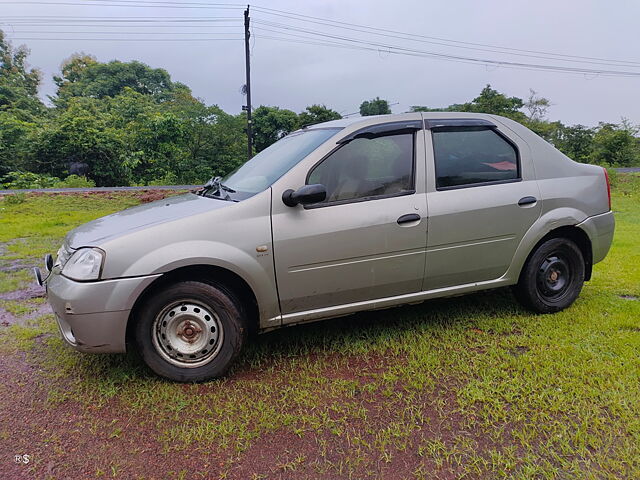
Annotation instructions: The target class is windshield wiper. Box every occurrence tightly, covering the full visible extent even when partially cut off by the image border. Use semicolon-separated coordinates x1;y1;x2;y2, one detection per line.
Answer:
199;176;236;200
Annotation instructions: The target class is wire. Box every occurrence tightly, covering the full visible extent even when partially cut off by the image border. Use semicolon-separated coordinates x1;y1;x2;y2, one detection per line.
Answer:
6;1;639;66
8;36;243;41
249;21;640;77
252;5;640;67
1;1;244;9
3;1;639;76
253;17;640;69
10;30;241;34
253;34;640;78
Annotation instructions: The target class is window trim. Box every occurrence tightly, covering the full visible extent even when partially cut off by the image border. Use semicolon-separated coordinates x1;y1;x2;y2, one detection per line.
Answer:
430;126;521;191
303;129;417;209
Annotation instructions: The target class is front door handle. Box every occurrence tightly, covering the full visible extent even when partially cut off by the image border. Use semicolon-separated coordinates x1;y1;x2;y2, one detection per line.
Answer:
397;213;421;225
518;196;537;206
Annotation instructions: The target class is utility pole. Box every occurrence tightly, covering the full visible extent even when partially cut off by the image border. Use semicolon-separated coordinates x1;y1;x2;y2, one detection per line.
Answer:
243;5;253;159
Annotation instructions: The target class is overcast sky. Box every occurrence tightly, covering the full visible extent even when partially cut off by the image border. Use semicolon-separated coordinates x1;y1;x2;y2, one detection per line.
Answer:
2;0;639;126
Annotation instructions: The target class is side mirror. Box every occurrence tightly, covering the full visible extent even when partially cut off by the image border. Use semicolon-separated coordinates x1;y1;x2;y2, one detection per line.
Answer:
282;184;327;207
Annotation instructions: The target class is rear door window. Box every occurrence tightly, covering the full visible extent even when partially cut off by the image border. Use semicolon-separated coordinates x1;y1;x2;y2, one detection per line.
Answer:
431;127;519;189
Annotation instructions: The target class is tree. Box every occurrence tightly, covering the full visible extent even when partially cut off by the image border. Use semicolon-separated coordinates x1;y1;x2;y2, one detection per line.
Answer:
591;120;639;167
409;105;442;112
53;57;189;104
298;104;341;126
410;85;529;122
554;124;595;163
359;97;391;116
525;89;550;122
252;106;300;152
29;97;129;186
0;112;37;176
459;85;526;122
0;30;44;119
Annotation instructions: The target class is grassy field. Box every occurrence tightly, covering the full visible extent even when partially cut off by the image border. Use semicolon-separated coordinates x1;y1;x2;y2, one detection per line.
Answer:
0;177;639;479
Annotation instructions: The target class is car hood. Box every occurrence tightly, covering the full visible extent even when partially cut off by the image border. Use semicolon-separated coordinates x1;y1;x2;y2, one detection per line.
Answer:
66;193;231;248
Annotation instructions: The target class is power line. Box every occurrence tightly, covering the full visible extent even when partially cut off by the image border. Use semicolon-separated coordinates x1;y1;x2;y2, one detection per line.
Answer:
8;37;243;41
252;5;640;67
2;1;244;9
6;0;639;66
253;34;640;78
10;30;241;35
252;17;640;69
3;1;639;77
248;21;640;77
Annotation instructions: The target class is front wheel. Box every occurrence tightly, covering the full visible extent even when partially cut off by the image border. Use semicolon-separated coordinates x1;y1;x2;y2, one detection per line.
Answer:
135;281;247;382
513;237;585;313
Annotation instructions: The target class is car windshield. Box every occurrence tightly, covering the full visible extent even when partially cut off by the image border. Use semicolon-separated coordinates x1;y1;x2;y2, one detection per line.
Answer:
211;127;341;200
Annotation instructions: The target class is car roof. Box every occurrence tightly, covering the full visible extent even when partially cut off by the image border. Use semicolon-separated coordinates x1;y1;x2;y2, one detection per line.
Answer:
307;112;497;131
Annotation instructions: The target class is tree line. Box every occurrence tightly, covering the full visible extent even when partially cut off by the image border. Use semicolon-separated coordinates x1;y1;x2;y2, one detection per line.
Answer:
1;30;638;188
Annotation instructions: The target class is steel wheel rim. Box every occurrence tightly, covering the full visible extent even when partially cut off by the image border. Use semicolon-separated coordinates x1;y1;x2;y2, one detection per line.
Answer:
151;300;224;368
536;253;572;300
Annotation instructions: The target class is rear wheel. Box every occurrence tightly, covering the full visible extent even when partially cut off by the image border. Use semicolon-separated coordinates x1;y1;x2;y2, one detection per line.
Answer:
135;281;246;382
514;237;585;313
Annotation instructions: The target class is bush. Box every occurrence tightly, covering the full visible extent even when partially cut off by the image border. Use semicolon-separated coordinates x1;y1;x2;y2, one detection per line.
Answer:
1;171;61;189
3;193;27;205
55;175;96;188
146;171;179;186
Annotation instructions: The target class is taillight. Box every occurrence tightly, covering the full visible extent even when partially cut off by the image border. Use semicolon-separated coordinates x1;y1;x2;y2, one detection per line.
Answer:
603;167;612;211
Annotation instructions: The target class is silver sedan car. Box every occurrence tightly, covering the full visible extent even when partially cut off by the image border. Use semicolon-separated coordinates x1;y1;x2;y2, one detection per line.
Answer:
36;112;615;382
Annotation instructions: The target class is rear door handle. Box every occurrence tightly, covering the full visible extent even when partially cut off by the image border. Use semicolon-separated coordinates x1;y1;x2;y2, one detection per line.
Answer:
397;213;421;225
518;196;537;206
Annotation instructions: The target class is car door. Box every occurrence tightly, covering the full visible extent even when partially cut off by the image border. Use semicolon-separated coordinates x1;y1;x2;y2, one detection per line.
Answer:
271;123;428;321
423;118;542;290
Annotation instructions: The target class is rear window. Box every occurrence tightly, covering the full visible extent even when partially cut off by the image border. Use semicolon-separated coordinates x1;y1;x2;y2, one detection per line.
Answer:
432;127;519;189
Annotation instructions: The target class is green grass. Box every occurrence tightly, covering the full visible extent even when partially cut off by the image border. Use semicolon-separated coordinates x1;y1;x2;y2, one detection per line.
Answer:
0;180;639;479
0;193;142;260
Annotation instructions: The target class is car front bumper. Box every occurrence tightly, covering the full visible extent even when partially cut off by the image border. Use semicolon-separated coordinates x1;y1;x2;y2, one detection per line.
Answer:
42;270;161;353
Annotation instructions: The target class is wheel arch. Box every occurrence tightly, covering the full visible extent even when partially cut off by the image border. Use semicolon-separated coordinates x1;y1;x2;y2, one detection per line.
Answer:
518;225;593;283
126;264;260;348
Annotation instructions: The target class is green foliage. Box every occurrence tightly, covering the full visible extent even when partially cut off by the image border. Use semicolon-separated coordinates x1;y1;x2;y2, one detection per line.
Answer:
56;175;96;188
1;171;60;189
3;192;26;205
591;120;640;167
252;105;300;152
359;97;391;116
414;85;527;122
551;124;596;163
298;104;342;126
2;31;639;188
0;31;45;118
29;97;130;186
0;111;39;176
411;84;640;166
53;56;188;105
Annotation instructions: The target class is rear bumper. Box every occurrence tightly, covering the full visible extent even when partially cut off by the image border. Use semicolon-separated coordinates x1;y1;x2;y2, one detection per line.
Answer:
577;210;615;264
45;271;161;353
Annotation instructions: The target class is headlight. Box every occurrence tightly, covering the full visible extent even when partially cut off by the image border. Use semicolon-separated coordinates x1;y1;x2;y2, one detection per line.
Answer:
56;244;73;268
62;248;104;281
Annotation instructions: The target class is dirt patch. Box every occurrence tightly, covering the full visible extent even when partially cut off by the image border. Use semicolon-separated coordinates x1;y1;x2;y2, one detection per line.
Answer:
0;306;15;326
509;345;530;356
618;294;638;301
136;189;189;203
0;284;46;301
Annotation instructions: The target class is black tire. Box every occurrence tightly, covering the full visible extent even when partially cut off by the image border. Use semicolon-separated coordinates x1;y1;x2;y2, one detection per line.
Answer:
513;237;585;313
135;281;247;382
